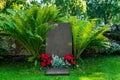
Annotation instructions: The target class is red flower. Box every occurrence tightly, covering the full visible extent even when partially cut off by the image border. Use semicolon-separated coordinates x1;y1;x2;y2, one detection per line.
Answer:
40;53;52;68
64;54;73;61
64;54;74;61
64;54;76;65
41;62;46;68
40;54;49;59
47;60;51;65
43;59;47;63
71;60;76;65
69;54;73;57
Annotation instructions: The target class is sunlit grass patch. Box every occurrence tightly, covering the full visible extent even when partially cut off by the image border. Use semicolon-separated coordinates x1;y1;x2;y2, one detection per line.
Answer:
0;55;120;80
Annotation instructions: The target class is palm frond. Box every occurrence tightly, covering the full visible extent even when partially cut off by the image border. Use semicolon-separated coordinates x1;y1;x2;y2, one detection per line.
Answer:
71;17;109;59
0;5;59;59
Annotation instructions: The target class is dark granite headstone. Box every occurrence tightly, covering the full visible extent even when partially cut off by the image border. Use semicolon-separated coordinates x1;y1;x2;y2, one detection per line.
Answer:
46;23;72;75
46;23;72;57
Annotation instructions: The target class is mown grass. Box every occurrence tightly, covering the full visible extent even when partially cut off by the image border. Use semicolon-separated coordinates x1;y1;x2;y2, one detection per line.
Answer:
0;55;120;80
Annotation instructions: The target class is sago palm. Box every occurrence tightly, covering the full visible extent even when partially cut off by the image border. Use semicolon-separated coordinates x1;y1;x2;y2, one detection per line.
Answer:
71;17;109;59
0;5;59;61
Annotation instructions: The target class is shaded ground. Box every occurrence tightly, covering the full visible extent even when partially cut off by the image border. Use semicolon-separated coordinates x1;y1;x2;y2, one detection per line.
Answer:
0;55;120;80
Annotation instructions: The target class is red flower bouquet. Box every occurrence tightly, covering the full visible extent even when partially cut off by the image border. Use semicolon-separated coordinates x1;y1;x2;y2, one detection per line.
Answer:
40;53;76;68
40;53;52;68
64;54;76;65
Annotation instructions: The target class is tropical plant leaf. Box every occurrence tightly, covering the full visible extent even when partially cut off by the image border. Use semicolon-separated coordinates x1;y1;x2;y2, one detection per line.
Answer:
28;56;35;62
0;5;59;63
70;17;109;59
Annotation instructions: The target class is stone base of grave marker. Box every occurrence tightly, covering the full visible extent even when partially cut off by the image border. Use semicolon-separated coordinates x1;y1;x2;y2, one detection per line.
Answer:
46;68;69;75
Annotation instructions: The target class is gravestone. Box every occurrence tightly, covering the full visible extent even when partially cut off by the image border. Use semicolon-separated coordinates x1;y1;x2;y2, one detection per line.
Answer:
46;23;72;57
46;23;72;75
46;68;69;75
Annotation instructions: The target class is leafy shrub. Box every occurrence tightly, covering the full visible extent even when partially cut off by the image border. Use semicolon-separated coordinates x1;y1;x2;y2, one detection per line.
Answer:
86;0;120;24
40;0;87;16
71;17;110;59
0;5;59;62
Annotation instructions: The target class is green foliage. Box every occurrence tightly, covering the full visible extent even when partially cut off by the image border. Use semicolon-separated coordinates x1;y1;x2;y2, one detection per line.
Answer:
0;28;7;53
54;0;87;16
112;13;120;24
51;55;65;68
0;0;26;12
71;17;109;59
40;0;87;17
0;0;6;11
0;5;59;60
0;48;7;53
86;0;120;24
0;56;3;59
105;40;120;55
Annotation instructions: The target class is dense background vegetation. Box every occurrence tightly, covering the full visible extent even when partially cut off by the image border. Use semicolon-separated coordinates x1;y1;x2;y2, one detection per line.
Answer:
0;0;120;63
0;1;120;80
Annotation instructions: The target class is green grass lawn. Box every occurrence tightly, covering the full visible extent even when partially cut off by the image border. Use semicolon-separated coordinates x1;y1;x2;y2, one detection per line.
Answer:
0;55;120;80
